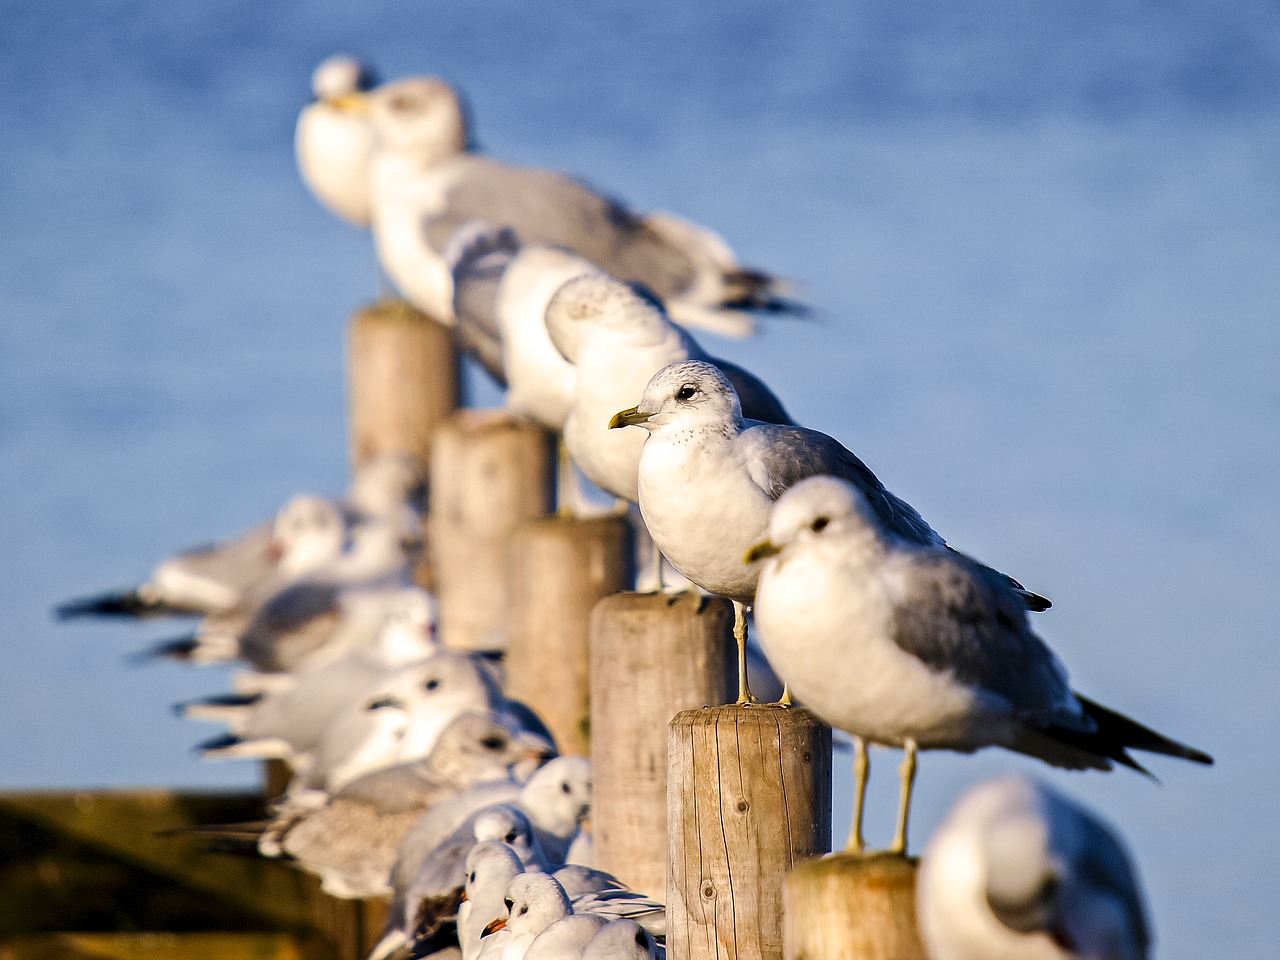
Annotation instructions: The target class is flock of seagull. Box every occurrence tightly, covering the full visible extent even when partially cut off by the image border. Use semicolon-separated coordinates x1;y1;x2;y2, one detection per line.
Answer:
56;54;1216;960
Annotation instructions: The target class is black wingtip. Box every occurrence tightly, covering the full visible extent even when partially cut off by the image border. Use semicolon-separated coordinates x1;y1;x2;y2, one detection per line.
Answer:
54;591;202;621
196;732;242;754
1078;695;1214;768
126;634;201;666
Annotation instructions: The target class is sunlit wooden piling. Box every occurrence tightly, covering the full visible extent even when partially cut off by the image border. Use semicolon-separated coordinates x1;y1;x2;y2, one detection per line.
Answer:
505;514;634;756
590;592;735;896
428;411;554;652
667;705;832;960
784;854;926;960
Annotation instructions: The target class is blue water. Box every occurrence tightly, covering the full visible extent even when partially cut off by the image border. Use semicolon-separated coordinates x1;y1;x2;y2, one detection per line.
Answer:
2;1;1276;954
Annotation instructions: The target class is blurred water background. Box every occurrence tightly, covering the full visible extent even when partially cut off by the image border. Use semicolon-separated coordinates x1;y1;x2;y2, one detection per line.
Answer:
1;1;1276;954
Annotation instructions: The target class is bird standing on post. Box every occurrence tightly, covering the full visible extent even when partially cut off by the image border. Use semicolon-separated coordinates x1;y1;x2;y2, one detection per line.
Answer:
746;475;1211;854
610;360;1045;706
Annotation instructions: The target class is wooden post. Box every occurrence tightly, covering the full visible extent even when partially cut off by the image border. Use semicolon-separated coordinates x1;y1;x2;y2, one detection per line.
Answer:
590;593;734;897
429;411;554;652
783;854;925;960
310;892;391;960
667;706;832;960
505;515;634;756
347;299;460;469
347;299;460;592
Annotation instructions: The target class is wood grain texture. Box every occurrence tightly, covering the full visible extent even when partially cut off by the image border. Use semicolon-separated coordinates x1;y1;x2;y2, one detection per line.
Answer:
346;300;459;470
783;853;925;960
505;514;634;756
590;593;734;897
667;706;832;960
428;410;554;652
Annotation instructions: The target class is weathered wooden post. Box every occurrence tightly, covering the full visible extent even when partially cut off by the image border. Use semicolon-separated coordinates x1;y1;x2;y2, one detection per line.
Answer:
590;593;735;897
429;411;555;652
783;854;926;960
667;706;831;960
347;298;460;592
505;514;634;756
310;888;391;960
347;299;460;469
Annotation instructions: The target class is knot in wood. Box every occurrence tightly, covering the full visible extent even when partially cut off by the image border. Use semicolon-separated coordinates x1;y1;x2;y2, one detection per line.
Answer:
735;798;749;813
701;880;716;900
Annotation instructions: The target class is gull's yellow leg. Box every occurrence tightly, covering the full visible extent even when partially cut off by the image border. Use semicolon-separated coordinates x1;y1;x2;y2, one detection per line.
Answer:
776;683;794;707
890;738;918;855
843;737;869;854
732;601;757;705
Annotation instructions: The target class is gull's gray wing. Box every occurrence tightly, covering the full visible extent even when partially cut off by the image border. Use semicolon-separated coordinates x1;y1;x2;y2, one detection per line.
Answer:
740;422;943;547
711;358;793;426
237;581;343;671
449;224;516;385
422;156;698;303
889;548;1072;718
332;761;447;815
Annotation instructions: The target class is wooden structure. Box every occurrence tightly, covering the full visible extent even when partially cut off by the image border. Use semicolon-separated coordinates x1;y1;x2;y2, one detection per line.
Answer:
505;514;634;756
428;410;555;651
783;854;926;960
667;706;832;960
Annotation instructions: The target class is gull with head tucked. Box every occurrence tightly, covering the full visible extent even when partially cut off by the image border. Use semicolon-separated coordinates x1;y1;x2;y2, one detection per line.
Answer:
747;475;1211;854
612;360;1045;706
917;774;1151;960
295;55;381;228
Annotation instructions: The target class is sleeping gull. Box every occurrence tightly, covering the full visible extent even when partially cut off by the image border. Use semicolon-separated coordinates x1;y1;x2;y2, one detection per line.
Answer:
746;475;1212;853
336;76;798;335
917;774;1151;960
611;360;1047;704
295;54;380;227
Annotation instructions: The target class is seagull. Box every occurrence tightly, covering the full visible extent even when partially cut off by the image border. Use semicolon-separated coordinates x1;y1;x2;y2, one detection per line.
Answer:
295;54;381;227
326;75;799;335
581;920;663;960
548;274;791;506
917;775;1151;960
253;711;551;898
746;475;1212;854
56;452;425;621
611;360;1046;704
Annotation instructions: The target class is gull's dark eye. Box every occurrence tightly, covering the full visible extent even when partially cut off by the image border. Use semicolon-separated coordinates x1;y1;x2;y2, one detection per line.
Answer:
675;384;697;402
503;897;514;910
504;831;518;843
424;678;441;692
561;781;571;794
810;516;830;533
519;905;528;916
480;735;506;750
469;872;476;883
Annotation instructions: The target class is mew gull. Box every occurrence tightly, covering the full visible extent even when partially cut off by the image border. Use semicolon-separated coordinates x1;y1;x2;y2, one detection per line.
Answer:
611;360;1046;704
746;475;1212;853
334;76;798;334
547;275;791;505
917;774;1151;960
295;54;380;227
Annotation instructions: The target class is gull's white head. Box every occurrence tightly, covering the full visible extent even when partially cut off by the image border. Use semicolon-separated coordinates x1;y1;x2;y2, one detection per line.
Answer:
745;476;879;566
473;804;542;865
428;714;554;786
518;756;592;837
311;55;378;102
608;359;741;434
270;494;348;576
373;587;438;662
544;275;671;364
465;839;525;901
489;874;571;941
365;77;469;161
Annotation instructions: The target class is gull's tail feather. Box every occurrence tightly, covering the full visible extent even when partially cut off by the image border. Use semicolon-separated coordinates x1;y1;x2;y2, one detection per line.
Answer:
126;634;201;665
173;691;263;721
55;590;202;621
197;732;292;761
722;267;810;316
1076;695;1214;766
367;928;410;960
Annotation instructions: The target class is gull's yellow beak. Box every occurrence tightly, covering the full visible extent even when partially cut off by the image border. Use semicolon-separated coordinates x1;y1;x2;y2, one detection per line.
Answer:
481;917;507;938
609;406;651;429
744;540;782;564
325;91;371;113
